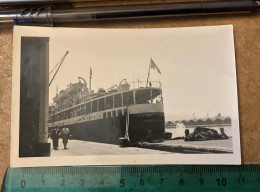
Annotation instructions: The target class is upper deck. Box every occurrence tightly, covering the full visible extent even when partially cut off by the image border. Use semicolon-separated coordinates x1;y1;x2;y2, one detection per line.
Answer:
49;78;163;123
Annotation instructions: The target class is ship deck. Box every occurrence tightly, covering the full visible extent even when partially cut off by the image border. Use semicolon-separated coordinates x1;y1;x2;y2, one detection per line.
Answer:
49;138;233;157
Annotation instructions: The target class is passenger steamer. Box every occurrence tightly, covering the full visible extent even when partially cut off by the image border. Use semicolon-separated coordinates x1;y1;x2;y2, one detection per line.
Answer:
48;73;165;144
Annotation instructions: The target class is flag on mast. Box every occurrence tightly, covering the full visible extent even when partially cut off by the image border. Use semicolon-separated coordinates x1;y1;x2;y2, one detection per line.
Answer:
90;67;92;77
146;58;161;87
150;58;161;74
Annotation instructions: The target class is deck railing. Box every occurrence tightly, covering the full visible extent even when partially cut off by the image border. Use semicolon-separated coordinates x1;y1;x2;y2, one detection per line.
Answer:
106;78;162;92
49;77;162;115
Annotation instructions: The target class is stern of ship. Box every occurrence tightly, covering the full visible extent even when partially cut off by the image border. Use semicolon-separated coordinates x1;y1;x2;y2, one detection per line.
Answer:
128;103;165;143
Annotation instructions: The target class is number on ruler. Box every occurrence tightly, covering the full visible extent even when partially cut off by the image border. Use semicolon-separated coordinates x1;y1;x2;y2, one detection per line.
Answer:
80;179;84;186
216;178;227;186
160;178;164;185
41;174;44;185
61;178;65;186
179;179;184;185
120;179;125;188
140;179;144;185
21;180;26;188
199;178;204;185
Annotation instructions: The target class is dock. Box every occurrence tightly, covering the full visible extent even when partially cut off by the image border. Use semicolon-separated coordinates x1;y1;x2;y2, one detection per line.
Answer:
49;139;171;157
49;138;232;157
139;139;233;153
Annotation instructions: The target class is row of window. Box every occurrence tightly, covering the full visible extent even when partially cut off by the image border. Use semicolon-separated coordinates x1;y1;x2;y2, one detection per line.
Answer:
50;89;162;122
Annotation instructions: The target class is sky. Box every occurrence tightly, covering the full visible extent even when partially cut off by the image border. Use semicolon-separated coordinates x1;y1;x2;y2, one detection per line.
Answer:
46;25;237;121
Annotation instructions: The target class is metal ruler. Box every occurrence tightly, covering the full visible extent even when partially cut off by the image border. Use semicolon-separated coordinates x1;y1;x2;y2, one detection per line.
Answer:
2;165;260;192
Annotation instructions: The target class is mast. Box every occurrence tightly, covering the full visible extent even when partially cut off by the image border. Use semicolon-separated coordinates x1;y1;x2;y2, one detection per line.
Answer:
89;67;92;92
56;85;58;95
146;58;151;87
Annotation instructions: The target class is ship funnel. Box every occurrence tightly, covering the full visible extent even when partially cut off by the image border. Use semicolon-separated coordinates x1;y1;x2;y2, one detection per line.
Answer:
118;79;130;92
119;79;127;86
78;77;87;92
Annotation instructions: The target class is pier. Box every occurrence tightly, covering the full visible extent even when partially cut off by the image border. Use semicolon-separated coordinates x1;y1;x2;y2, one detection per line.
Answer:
49;139;171;157
49;138;232;157
139;139;233;153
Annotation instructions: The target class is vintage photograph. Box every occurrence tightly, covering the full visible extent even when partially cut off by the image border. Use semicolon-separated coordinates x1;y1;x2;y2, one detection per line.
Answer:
11;25;241;167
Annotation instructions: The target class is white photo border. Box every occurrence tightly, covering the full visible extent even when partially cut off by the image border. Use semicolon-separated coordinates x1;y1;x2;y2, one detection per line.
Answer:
11;25;241;167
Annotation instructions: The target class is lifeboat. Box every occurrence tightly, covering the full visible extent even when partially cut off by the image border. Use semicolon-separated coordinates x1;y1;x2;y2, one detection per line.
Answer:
53;90;70;104
66;82;84;95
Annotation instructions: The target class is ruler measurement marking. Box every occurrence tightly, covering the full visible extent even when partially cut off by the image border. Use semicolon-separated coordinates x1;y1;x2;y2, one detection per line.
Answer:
41;174;44;186
4;165;260;191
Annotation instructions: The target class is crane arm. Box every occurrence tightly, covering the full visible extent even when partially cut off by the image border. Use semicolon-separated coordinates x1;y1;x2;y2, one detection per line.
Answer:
49;51;69;87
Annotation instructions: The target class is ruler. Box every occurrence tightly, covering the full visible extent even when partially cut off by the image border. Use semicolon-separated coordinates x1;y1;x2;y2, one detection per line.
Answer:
2;165;260;191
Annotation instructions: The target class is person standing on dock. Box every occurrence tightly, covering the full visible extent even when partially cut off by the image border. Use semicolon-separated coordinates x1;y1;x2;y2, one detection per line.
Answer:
52;126;60;150
61;127;70;149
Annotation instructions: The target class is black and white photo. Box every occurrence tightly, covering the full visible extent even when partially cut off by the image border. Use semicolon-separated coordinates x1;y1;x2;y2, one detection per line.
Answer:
11;25;241;167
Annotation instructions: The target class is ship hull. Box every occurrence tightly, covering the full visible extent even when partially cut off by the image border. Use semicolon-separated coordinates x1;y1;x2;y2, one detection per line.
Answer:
49;112;165;144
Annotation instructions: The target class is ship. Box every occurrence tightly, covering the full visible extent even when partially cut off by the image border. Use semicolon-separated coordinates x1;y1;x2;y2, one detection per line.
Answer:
48;69;165;145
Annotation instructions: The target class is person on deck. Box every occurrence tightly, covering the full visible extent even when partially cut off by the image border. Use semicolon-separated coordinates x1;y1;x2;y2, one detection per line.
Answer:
61;127;70;149
52;126;60;150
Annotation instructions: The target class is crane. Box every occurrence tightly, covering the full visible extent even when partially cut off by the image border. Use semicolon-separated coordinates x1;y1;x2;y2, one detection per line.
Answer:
49;51;69;87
